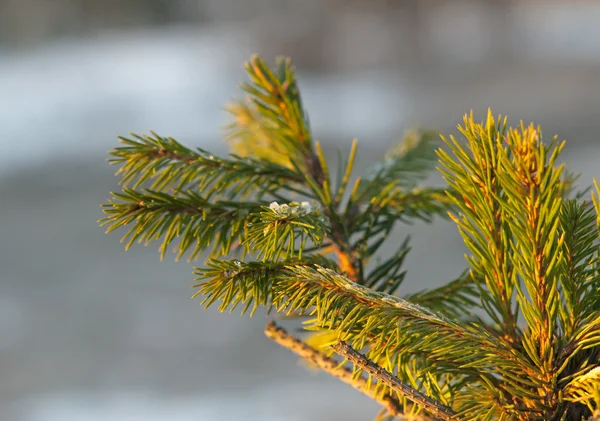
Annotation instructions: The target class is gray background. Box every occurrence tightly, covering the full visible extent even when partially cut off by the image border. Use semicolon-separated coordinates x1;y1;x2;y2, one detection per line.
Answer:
1;1;599;420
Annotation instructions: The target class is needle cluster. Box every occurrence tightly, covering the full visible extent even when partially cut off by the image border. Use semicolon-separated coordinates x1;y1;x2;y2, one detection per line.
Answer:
101;55;600;421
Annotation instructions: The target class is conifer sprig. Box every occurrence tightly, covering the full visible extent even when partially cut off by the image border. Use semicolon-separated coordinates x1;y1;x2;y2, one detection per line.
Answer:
110;132;309;198
226;55;315;173
437;113;518;338
100;188;262;260
194;260;525;414
437;112;600;419
101;54;600;420
245;201;329;261
558;200;599;338
276;266;514;372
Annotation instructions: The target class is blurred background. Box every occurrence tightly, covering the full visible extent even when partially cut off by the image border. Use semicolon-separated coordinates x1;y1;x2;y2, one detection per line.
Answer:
1;1;599;420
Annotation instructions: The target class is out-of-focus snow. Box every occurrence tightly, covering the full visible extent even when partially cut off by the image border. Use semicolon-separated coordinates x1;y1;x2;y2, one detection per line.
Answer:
0;26;251;168
0;26;409;175
15;389;282;421
13;383;380;421
512;3;600;62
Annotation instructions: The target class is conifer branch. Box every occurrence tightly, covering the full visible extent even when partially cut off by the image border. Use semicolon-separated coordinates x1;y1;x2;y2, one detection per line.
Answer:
229;55;317;176
100;188;262;260
245;201;329;261
276;266;530;382
563;366;600;411
195;260;530;386
438;112;519;340
110;132;309;198
225;101;297;169
498;128;564;378
333;341;457;421
100;53;600;420
558;199;600;337
231;57;368;282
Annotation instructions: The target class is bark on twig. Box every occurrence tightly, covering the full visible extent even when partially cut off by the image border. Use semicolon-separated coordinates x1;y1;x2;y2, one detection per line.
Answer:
264;321;404;417
333;340;457;421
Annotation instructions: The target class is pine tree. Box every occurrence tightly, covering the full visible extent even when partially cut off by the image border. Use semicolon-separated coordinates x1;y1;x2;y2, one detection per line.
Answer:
100;55;600;421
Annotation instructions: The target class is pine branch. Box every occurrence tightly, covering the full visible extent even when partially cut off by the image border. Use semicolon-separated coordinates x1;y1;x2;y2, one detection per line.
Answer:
437;111;518;339
333;341;457;421
497;127;565;381
100;51;600;419
558;199;600;338
563;366;600;412
275;266;527;377
225;101;298;169
194;260;530;399
100;188;262;260
229;57;370;282
229;55;317;177
336;132;454;282
110;132;309;198
227;59;452;287
245;201;329;261
437;111;600;418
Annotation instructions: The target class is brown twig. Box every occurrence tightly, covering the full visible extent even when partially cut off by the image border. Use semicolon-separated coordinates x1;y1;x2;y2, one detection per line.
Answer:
264;321;405;418
332;341;457;421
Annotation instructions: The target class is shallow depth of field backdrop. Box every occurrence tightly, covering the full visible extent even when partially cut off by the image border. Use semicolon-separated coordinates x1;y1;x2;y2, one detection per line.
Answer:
1;1;599;420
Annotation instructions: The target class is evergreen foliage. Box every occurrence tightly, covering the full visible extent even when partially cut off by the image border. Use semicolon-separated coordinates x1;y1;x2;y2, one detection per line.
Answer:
100;55;600;421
